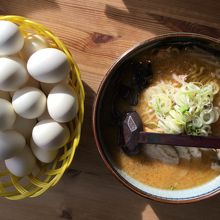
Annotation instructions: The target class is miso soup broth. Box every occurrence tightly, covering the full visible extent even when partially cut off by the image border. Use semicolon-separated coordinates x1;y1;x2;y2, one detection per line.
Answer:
110;45;220;190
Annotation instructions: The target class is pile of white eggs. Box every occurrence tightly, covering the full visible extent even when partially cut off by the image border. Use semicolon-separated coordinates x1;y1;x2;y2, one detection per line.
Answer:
0;20;78;177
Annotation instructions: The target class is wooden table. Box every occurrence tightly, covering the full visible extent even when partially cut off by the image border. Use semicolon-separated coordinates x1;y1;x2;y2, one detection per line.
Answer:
1;0;220;219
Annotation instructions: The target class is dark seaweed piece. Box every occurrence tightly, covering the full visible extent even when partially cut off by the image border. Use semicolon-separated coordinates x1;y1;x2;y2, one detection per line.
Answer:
111;59;153;123
117;85;139;106
116;60;154;152
121;59;153;106
131;60;153;92
118;84;130;99
111;59;154;151
111;85;126;125
111;109;123;124
111;98;123;124
128;88;139;106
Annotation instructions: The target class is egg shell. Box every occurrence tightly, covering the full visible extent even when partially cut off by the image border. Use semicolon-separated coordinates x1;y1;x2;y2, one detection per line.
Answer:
30;138;58;163
0;98;16;131
0;20;24;56
8;69;40;98
0;57;29;91
12;87;46;119
0;130;25;160
27;48;70;83
40;78;68;95
32;119;70;150
5;145;36;177
20;34;48;60
47;84;78;122
13;115;36;139
0;91;10;101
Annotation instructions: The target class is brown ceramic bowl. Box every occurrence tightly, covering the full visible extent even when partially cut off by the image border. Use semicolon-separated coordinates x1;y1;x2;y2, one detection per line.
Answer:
92;33;220;203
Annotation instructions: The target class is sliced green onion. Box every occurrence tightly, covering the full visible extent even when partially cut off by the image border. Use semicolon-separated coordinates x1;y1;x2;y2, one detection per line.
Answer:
146;81;220;136
192;116;203;128
169;110;186;125
200;110;216;125
158;115;184;134
149;94;172;115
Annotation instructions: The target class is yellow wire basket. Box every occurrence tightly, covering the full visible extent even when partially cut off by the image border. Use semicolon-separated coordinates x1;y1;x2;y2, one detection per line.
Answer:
0;15;85;200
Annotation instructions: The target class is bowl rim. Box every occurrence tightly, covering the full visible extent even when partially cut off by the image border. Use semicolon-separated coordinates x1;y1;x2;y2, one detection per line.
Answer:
92;32;220;204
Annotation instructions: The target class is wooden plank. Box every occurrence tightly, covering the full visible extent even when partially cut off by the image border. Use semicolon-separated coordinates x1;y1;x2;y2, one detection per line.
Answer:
0;0;220;219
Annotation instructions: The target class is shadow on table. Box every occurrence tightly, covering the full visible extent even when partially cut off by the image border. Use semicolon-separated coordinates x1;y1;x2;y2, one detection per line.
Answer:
0;0;59;16
72;82;105;173
105;0;220;38
66;83;220;220
150;194;220;220
65;82;152;220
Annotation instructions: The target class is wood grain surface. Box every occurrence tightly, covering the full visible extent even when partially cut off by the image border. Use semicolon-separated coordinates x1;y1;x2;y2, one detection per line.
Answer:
1;0;220;219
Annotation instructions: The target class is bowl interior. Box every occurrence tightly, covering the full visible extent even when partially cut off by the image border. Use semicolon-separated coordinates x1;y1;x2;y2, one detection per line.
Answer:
94;34;220;203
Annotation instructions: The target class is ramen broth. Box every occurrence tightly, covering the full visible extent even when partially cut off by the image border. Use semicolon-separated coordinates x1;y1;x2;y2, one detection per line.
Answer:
111;46;220;190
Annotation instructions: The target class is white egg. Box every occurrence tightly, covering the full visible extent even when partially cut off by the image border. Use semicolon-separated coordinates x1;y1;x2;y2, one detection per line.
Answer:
0;20;24;56
27;48;70;83
9;76;40;98
13;115;36;139
20;34;48;60
0;57;29;91
30;138;58;163
47;84;78;122
0;99;16;130
0;130;25;160
32;119;70;150
40;79;68;95
5;145;36;177
12;87;46;119
0;91;10;101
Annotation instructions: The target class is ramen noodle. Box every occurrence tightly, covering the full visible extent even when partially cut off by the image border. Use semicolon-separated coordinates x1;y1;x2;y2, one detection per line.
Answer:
111;46;220;190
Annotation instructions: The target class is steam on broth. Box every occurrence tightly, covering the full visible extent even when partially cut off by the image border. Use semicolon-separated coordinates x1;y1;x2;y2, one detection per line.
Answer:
111;45;220;190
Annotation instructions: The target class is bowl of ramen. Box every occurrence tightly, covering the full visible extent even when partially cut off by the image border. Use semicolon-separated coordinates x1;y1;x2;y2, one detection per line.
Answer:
93;33;220;203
